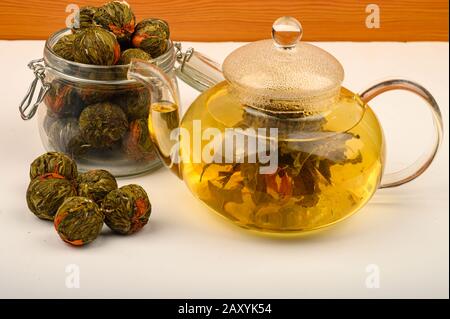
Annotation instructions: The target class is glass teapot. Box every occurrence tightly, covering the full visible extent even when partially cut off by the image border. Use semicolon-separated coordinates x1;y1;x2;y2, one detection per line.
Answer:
128;17;443;234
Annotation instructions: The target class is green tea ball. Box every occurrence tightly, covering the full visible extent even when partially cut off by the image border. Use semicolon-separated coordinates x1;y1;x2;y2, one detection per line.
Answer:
44;81;84;118
52;34;76;61
77;169;118;204
72;6;98;32
54;197;104;246
79;102;128;148
94;1;136;45
118;48;151;65
122;119;157;162
132;18;170;58
48;118;80;153
73;27;121;65
77;86;115;105
102;184;151;235
30;152;78;180
26;174;77;221
115;87;150;120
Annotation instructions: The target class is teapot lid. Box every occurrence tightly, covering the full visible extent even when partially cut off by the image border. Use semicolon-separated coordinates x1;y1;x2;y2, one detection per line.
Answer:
222;17;344;114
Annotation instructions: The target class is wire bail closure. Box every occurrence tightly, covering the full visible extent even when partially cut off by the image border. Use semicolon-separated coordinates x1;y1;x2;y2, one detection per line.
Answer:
19;58;50;120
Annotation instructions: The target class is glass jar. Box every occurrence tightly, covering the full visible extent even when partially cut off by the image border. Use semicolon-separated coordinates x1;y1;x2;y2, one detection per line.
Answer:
20;28;180;177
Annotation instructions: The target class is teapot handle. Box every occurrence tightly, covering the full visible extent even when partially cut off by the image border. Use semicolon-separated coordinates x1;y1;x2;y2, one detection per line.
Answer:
359;79;444;189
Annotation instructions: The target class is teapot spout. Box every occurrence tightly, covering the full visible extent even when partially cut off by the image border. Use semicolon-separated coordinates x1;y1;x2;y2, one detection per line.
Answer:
127;59;182;179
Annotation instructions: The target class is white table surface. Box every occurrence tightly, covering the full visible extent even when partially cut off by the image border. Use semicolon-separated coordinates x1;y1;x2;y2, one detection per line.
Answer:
0;41;448;299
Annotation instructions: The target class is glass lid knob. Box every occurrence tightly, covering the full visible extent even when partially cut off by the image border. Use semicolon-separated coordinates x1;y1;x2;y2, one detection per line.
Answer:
272;16;303;49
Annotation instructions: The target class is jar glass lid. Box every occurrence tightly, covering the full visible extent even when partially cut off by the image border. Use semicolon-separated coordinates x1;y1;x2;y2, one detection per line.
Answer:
222;17;344;114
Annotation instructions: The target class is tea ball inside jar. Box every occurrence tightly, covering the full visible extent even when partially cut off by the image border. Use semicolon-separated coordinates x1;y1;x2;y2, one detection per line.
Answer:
78;102;128;148
54;197;104;246
26;174;77;221
122;119;157;162
73;27;121;65
44;80;84;118
115;86;150;120
48;118;80;152
118;48;151;65
101;184;151;235
77;169;118;204
52;34;76;61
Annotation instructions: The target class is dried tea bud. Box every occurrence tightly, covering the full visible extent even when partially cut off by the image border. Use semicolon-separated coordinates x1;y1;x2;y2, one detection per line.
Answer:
118;48;151;65
52;34;76;61
122;119;157;162
26;174;77;221
43;110;58;135
102;184;151;234
54;196;104;246
48;118;80;153
73;27;121;65
72;6;98;32
44;81;84;118
132;18;170;58
79;102;128;148
30;152;78;180
66;135;92;159
77;85;115;105
115;87;150;120
94;1;136;45
77;170;118;204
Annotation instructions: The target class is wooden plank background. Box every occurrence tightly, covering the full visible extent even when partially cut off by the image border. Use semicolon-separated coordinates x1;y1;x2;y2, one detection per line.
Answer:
0;0;448;41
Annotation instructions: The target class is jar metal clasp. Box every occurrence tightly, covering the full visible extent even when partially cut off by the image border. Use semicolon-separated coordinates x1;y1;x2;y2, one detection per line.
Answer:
19;58;51;120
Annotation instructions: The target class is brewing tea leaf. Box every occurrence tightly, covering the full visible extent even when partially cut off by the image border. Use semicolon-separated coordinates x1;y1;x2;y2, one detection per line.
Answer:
207;180;244;209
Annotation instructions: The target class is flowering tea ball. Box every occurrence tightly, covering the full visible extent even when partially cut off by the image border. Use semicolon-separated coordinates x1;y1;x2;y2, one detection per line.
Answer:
72;6;98;32
30;152;78;180
26;174;77;221
132;18;170;58
115;87;150;120
102;184;151;234
52;34;76;61
48;118;81;153
77;170;118;204
54;197;104;246
79;102;128;148
118;48;151;65
122;119;157;162
44;81;84;118
94;1;136;45
73;27;121;65
77;86;115;105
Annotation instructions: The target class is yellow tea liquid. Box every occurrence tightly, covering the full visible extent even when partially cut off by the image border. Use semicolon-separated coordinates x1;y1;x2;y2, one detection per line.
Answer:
151;82;384;233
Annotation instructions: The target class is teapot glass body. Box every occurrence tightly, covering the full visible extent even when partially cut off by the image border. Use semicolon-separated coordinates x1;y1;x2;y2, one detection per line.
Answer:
175;81;384;232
